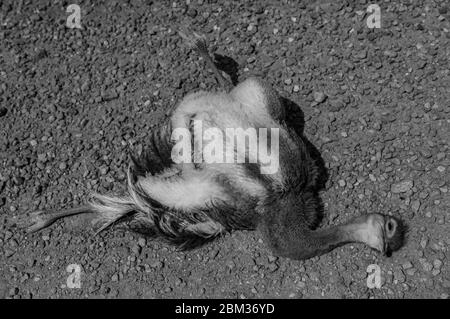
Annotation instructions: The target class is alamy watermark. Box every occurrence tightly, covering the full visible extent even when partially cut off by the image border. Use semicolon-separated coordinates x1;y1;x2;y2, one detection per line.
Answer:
66;4;82;29
170;120;280;174
66;263;82;289
366;4;381;29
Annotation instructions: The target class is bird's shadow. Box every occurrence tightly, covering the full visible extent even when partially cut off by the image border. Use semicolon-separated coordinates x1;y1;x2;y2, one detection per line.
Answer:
214;54;329;228
214;53;240;86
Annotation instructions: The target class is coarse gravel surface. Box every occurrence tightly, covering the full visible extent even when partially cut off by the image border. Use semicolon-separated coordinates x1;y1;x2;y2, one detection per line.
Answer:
0;0;449;299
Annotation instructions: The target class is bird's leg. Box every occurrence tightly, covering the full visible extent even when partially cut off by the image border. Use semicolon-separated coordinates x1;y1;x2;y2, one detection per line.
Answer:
18;205;93;233
179;27;233;91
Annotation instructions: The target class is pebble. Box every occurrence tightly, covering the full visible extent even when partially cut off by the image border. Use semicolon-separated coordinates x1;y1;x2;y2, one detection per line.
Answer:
131;244;141;255
411;200;420;213
405;268;416;276
313;91;327;103
433;259;443;270
138;238;146;247
432;269;440;276
151;261;163;269
437;166;445;173
420;238;428;249
186;8;197;18
393;269;406;283
419;258;433;272
391;180;413;193
268;263;279;272
402;262;413;270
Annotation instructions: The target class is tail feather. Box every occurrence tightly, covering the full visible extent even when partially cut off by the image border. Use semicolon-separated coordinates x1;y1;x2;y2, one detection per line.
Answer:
88;167;225;248
89;193;136;234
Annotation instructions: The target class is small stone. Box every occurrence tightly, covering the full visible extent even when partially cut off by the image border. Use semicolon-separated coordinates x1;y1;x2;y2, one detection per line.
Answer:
138;238;146;247
151;261;163;269
393;269;406;283
436;153;446;160
411;200;420;213
268;263;279;272
391;180;413;193
59;162;67;170
37;154;46;162
131;244;141;255
402;262;413;270
419;258;433;272
13;176;24;186
338;180;346;187
437;166;446;173
111;274;119;282
186;8;197;18
420;238;428;249
406;268;416;276
209;248;219;259
297;281;306;289
433;259;443;270
313;91;327;103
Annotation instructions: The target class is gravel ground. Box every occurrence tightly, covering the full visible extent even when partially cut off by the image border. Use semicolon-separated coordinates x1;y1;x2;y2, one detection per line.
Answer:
0;0;449;299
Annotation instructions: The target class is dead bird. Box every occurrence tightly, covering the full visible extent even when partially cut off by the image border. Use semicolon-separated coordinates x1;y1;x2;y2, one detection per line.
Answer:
18;28;405;260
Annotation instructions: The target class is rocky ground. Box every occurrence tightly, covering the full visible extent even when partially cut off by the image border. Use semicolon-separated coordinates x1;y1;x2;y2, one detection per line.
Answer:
0;0;449;299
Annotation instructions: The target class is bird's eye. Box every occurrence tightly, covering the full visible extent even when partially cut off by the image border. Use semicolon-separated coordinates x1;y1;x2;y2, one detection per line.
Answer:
385;219;397;238
387;221;393;232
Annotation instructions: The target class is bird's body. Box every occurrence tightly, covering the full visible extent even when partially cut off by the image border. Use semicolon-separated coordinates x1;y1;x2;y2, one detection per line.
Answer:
19;29;405;260
89;77;318;250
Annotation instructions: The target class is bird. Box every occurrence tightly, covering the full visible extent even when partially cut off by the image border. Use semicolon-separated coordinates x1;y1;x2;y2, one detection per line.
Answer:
18;28;405;260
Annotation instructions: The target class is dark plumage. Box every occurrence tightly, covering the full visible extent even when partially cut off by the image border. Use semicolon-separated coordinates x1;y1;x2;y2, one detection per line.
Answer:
18;28;405;260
